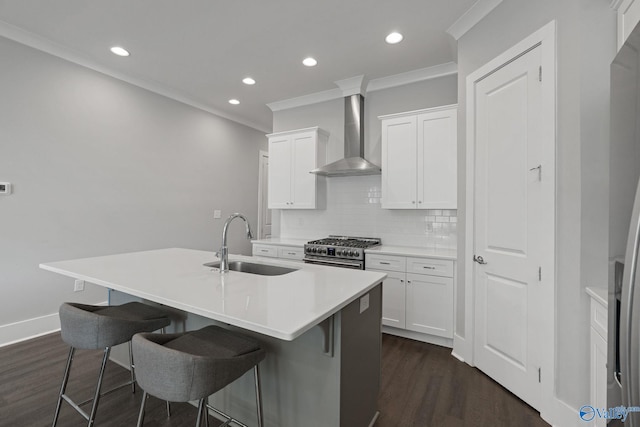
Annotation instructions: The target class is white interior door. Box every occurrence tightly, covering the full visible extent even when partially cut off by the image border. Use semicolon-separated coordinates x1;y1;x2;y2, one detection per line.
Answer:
473;44;544;411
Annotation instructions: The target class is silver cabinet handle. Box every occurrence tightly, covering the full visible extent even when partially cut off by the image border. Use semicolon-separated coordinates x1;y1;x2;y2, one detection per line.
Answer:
380;261;390;265
423;266;435;270
473;255;487;265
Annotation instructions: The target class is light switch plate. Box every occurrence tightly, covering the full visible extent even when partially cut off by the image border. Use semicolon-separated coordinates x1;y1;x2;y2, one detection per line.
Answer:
213;210;221;219
0;182;12;195
359;293;370;313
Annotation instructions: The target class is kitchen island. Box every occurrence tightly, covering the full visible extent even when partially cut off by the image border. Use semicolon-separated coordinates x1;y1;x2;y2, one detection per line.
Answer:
40;248;386;427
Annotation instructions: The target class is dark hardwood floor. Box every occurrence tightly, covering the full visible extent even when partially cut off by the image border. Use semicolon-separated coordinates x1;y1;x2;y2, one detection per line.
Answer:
0;332;549;427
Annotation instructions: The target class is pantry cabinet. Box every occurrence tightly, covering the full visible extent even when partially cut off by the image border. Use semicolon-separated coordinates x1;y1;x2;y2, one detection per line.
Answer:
379;105;457;210
267;127;327;209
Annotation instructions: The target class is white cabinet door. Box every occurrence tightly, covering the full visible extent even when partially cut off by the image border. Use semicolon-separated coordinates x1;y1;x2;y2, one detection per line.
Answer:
380;105;457;210
377;270;406;328
381;115;418;209
291;131;317;209
267;135;292;209
590;327;608;427
417;108;457;209
405;273;453;338
267;127;326;209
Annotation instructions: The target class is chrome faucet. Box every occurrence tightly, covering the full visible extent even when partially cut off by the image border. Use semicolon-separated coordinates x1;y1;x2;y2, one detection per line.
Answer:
217;213;254;273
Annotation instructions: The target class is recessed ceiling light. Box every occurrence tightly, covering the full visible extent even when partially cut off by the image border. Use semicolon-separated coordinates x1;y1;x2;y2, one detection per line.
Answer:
110;46;130;57
302;57;318;67
242;77;256;85
229;99;240;105
385;32;404;44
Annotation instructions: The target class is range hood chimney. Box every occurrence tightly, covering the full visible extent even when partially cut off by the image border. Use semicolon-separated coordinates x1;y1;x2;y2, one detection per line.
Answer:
310;94;381;177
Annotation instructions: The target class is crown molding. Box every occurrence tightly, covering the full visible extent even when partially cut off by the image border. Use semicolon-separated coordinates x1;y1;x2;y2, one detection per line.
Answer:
366;62;457;92
0;19;271;133
267;63;458;112
335;75;367;96
446;0;504;40
266;88;343;112
610;0;624;10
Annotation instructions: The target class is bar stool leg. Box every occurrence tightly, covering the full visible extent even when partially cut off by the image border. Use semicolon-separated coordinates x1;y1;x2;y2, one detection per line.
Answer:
195;398;205;427
87;347;111;427
128;341;136;394
254;365;264;427
52;347;75;427
136;391;148;427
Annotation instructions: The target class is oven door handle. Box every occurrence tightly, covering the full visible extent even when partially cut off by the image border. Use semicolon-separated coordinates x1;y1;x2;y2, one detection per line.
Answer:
304;258;363;269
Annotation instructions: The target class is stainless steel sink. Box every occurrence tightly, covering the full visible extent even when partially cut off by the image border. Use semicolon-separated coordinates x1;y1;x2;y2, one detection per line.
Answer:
204;260;298;276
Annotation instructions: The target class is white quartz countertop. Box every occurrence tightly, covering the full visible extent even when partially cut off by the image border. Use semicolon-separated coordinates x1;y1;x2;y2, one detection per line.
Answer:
250;238;311;247
365;245;458;260
40;248;386;341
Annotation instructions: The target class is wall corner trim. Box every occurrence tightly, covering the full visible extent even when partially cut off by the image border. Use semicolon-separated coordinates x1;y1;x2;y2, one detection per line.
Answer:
446;0;504;41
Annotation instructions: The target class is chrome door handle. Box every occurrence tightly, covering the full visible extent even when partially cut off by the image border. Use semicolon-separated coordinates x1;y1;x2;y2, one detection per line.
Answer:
473;255;487;265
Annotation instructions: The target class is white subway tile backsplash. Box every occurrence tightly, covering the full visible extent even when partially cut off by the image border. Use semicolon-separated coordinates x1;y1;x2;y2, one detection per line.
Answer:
278;175;457;248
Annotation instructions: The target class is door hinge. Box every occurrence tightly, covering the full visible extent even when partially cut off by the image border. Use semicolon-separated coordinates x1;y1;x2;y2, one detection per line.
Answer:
538;266;542;281
538;367;541;383
539;66;542;82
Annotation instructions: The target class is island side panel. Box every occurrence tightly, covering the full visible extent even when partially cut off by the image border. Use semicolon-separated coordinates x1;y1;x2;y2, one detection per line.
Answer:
109;289;342;427
339;283;382;427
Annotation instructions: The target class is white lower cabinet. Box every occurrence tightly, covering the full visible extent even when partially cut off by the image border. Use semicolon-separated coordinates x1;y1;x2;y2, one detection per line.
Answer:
405;273;453;337
588;289;608;427
380;271;406;329
252;243;304;262
367;253;454;345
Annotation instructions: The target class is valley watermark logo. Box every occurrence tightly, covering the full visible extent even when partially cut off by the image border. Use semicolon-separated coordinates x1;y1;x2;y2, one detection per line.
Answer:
579;405;640;422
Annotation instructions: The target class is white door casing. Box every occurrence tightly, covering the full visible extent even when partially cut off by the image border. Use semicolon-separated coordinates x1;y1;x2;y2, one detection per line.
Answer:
257;150;271;239
463;21;556;421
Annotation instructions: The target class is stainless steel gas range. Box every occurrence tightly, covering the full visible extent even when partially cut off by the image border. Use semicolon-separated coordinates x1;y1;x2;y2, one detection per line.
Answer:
303;236;381;270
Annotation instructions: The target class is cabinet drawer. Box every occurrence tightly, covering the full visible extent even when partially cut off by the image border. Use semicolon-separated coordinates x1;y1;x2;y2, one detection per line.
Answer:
406;257;453;278
252;244;278;258
278;246;304;261
591;299;608;341
365;254;406;272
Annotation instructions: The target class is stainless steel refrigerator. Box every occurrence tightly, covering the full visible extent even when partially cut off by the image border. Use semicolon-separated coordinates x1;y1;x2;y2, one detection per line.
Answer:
609;22;640;427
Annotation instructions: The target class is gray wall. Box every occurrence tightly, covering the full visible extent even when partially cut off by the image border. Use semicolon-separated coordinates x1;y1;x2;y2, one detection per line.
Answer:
456;0;616;409
0;36;267;339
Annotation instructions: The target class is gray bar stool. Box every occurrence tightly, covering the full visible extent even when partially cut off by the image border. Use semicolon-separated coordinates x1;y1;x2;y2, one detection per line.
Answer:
52;302;171;427
132;325;266;427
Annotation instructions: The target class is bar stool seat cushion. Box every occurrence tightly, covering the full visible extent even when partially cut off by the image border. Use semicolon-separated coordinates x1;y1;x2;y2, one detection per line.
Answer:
59;302;171;350
132;325;265;403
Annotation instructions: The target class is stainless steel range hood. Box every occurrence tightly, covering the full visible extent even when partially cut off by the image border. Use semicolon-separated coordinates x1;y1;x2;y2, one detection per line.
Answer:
310;94;381;177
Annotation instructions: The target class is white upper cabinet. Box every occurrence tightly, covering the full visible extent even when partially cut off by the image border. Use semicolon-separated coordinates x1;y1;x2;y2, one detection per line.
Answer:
380;105;457;209
267;127;327;209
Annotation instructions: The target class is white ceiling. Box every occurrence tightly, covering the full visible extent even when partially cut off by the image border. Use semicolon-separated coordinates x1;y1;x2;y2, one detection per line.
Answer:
0;0;479;132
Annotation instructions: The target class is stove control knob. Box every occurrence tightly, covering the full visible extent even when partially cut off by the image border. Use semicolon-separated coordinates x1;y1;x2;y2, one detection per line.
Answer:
348;250;354;257
336;250;342;256
312;247;317;253
353;250;360;257
321;248;327;254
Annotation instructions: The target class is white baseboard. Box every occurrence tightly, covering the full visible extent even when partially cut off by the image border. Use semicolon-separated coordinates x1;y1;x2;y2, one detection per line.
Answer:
0;300;108;348
0;312;60;348
382;326;453;348
545;396;580;427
